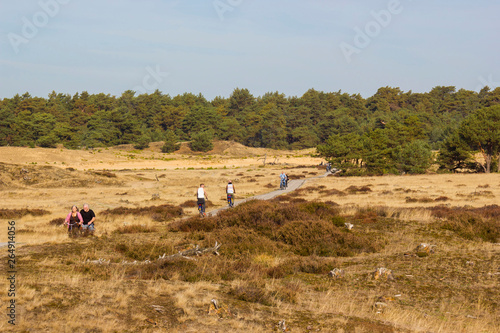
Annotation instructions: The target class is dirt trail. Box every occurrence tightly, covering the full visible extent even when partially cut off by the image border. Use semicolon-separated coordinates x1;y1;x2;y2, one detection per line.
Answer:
207;171;330;216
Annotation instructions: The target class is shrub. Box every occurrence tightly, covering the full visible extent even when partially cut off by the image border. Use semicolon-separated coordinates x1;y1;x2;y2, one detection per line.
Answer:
101;204;183;222
189;131;213;152
169;217;217;233
37;134;58;148
278;220;349;256
49;217;65;226
179;200;197;208
300;201;338;219
345;185;372;194
169;200;384;257
113;225;156;234
229;281;273;306
91;171;116;178
161;130;180;153
430;205;500;243
212;227;281;256
133;134;150;150
0;208;51;219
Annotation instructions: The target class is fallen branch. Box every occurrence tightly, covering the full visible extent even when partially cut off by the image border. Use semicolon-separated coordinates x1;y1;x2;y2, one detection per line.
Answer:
158;241;221;262
84;241;221;265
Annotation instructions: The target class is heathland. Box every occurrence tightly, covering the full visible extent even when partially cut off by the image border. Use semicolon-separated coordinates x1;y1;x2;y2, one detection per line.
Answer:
0;142;499;332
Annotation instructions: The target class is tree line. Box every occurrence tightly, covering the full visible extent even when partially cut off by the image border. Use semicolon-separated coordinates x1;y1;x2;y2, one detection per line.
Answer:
0;86;499;174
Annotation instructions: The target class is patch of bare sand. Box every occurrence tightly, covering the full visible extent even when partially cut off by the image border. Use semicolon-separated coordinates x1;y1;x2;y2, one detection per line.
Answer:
0;141;322;170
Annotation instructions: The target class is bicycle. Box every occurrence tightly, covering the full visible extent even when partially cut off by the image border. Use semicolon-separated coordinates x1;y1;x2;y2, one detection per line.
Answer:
67;222;82;238
198;203;206;217
280;178;287;190
227;194;234;208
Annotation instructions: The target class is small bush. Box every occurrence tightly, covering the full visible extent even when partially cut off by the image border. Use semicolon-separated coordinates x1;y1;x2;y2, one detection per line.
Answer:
430;205;500;243
288;256;335;274
353;209;378;224
113;225;156;234
161;130;180;153
271;281;301;303
266;266;285;279
212;227;281;256
229;281;273;306
190;131;213;152
49;217;65;226
345;185;372;194
278;220;351;256
0;208;51;219
300;201;338;219
180;200;197;208
319;188;347;196
169;217;217;233
91;171;116;178
101;204;183;222
331;216;346;227
406;197;433;203
133;135;150;150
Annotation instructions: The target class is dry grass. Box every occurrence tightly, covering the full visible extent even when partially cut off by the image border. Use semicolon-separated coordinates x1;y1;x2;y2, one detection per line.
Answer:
0;144;499;332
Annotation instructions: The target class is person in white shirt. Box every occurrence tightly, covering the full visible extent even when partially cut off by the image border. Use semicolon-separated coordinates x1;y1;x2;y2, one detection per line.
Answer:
196;184;208;216
226;180;236;207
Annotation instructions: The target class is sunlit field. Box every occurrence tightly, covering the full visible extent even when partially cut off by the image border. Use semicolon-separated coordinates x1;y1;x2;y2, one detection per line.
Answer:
1;142;499;332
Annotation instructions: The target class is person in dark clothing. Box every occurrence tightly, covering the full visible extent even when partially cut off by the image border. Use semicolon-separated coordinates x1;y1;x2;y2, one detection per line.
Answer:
80;203;96;233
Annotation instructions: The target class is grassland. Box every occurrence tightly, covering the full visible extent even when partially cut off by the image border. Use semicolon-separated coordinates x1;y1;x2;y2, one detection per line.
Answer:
0;142;499;332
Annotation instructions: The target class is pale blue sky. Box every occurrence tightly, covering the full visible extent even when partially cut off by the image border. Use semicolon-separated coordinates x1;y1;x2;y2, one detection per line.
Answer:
1;0;498;100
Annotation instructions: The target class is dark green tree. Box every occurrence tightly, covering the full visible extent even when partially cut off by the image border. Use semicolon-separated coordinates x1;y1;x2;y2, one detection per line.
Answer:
190;131;214;152
161;130;180;153
437;132;473;172
458;105;500;173
134;133;151;150
37;133;58;148
182;105;220;138
317;133;364;171
397;140;433;174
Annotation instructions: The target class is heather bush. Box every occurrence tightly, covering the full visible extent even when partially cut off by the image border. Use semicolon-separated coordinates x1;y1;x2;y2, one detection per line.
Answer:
430;205;500;243
170;200;384;257
101;204;183;221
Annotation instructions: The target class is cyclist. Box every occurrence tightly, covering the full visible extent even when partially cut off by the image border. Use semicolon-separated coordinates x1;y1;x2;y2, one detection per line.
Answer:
196;184;208;217
226;180;236;207
64;205;83;237
279;171;287;190
80;203;96;235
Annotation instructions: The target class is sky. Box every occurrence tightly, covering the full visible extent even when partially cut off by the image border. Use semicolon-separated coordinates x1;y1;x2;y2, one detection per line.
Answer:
0;0;499;100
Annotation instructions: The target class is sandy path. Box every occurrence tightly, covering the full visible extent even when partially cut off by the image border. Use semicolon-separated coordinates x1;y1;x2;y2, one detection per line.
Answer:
207;171;329;216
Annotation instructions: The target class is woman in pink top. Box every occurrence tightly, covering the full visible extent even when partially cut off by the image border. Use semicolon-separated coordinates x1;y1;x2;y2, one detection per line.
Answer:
65;205;83;237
